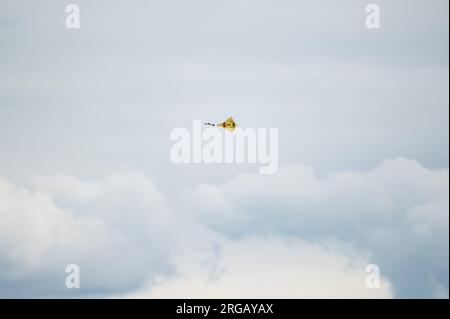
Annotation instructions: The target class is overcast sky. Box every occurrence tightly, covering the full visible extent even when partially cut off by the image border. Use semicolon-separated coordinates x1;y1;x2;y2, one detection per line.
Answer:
0;0;448;298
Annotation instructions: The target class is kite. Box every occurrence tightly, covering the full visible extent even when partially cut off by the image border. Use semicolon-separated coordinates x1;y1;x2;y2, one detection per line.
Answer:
204;116;237;132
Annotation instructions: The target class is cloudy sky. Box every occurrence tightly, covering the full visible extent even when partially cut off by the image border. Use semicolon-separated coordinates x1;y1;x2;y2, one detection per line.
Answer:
0;0;448;298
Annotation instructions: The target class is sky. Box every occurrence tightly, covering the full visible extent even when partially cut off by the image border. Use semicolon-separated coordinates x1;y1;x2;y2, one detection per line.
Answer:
0;0;448;298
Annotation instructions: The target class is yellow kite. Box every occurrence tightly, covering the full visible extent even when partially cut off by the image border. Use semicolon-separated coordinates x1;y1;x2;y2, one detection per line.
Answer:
205;116;237;132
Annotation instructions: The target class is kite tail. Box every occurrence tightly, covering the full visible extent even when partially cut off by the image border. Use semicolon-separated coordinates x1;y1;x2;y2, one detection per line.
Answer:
204;122;215;126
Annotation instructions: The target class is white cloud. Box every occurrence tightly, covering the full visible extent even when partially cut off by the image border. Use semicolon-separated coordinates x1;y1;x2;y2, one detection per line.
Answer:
0;0;447;299
0;159;447;297
183;158;449;297
126;236;393;299
0;172;187;296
